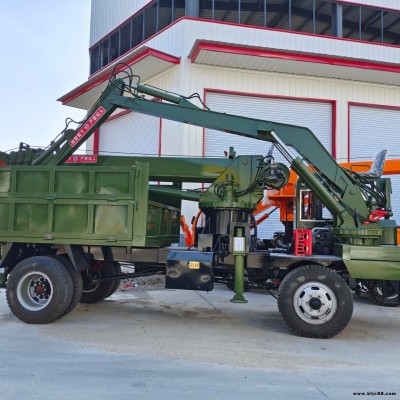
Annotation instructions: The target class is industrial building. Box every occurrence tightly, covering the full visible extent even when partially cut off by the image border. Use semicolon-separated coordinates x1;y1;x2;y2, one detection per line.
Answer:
60;0;400;236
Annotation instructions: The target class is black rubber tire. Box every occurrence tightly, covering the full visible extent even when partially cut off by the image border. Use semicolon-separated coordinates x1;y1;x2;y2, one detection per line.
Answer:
369;281;400;307
49;255;83;315
6;256;73;324
105;262;122;298
80;262;119;304
277;265;353;339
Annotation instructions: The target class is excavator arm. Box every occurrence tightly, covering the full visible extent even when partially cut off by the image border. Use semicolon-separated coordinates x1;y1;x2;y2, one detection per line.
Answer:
29;76;386;235
108;81;372;230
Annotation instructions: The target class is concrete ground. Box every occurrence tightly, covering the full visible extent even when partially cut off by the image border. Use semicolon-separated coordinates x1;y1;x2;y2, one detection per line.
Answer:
0;283;399;400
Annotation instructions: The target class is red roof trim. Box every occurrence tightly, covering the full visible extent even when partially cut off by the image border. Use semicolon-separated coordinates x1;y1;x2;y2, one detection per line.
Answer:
348;101;400;112
191;42;400;74
60;48;180;105
205;88;335;104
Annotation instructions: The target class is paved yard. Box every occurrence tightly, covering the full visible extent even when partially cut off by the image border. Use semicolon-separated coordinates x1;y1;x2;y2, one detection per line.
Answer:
0;284;399;399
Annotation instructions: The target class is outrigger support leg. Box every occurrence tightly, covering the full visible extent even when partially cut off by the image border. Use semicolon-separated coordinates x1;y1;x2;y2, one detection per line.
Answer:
230;227;248;304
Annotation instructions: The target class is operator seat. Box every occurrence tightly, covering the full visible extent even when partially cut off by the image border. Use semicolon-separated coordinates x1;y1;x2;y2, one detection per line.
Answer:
357;149;387;179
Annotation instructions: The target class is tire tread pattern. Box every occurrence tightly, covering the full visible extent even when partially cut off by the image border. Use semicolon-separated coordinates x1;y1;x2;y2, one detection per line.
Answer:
6;256;74;324
277;265;353;339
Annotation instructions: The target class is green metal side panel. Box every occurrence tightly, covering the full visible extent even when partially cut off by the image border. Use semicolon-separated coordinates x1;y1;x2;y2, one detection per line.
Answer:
336;244;400;280
0;163;180;247
94;156;232;183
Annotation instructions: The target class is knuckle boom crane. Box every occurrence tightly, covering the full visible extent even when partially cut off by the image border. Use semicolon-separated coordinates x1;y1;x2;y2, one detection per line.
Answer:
0;71;399;338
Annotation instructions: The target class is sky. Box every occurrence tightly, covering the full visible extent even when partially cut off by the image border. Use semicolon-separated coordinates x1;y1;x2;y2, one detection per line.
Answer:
0;0;92;153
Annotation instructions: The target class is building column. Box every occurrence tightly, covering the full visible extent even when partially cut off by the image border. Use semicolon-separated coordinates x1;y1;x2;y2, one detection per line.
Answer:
332;2;343;37
185;0;199;18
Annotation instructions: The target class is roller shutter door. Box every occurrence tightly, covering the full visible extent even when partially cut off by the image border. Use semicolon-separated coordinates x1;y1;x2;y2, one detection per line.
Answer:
205;92;333;238
99;111;160;157
350;105;400;220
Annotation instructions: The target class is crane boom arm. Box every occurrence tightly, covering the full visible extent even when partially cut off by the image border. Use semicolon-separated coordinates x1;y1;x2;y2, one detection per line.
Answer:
37;78;377;230
109;82;368;228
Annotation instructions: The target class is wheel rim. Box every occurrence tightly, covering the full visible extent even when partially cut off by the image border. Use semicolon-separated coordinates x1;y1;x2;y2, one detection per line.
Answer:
294;281;337;325
83;281;101;293
16;271;54;311
82;271;101;293
374;283;398;300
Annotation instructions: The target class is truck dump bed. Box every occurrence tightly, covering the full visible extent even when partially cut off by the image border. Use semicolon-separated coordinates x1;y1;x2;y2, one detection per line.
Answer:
0;162;180;247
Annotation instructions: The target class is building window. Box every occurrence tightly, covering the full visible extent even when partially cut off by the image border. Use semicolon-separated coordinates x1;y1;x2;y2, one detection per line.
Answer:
383;11;400;45
291;0;314;33
100;38;109;68
159;0;173;30
314;0;331;35
89;0;400;75
266;0;290;30
174;0;185;20
120;22;131;55
199;0;214;19
90;0;189;74
109;31;119;62
144;1;159;39
342;3;400;45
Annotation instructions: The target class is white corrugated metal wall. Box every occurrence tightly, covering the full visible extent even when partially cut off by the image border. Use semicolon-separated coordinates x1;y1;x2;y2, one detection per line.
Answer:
350;104;400;220
99;111;160;156
205;91;333;238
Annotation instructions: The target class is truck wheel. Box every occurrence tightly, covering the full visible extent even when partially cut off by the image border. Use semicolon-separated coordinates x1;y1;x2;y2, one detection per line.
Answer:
49;255;83;315
369;281;400;307
277;265;353;338
106;262;122;298
6;256;73;324
80;262;120;304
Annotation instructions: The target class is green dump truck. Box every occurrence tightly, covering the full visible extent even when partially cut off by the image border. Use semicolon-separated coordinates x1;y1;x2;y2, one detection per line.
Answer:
1;70;399;338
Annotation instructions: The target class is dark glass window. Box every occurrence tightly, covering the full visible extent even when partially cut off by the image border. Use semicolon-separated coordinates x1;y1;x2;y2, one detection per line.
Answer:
173;0;185;20
342;3;361;40
291;0;314;33
131;13;144;48
90;45;100;74
212;0;234;22
360;6;382;43
120;22;131;55
199;0;214;19
100;38;110;67
222;0;239;24
240;0;265;27
159;0;173;30
314;0;331;35
266;0;290;30
382;11;400;45
144;1;158;39
109;31;119;61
